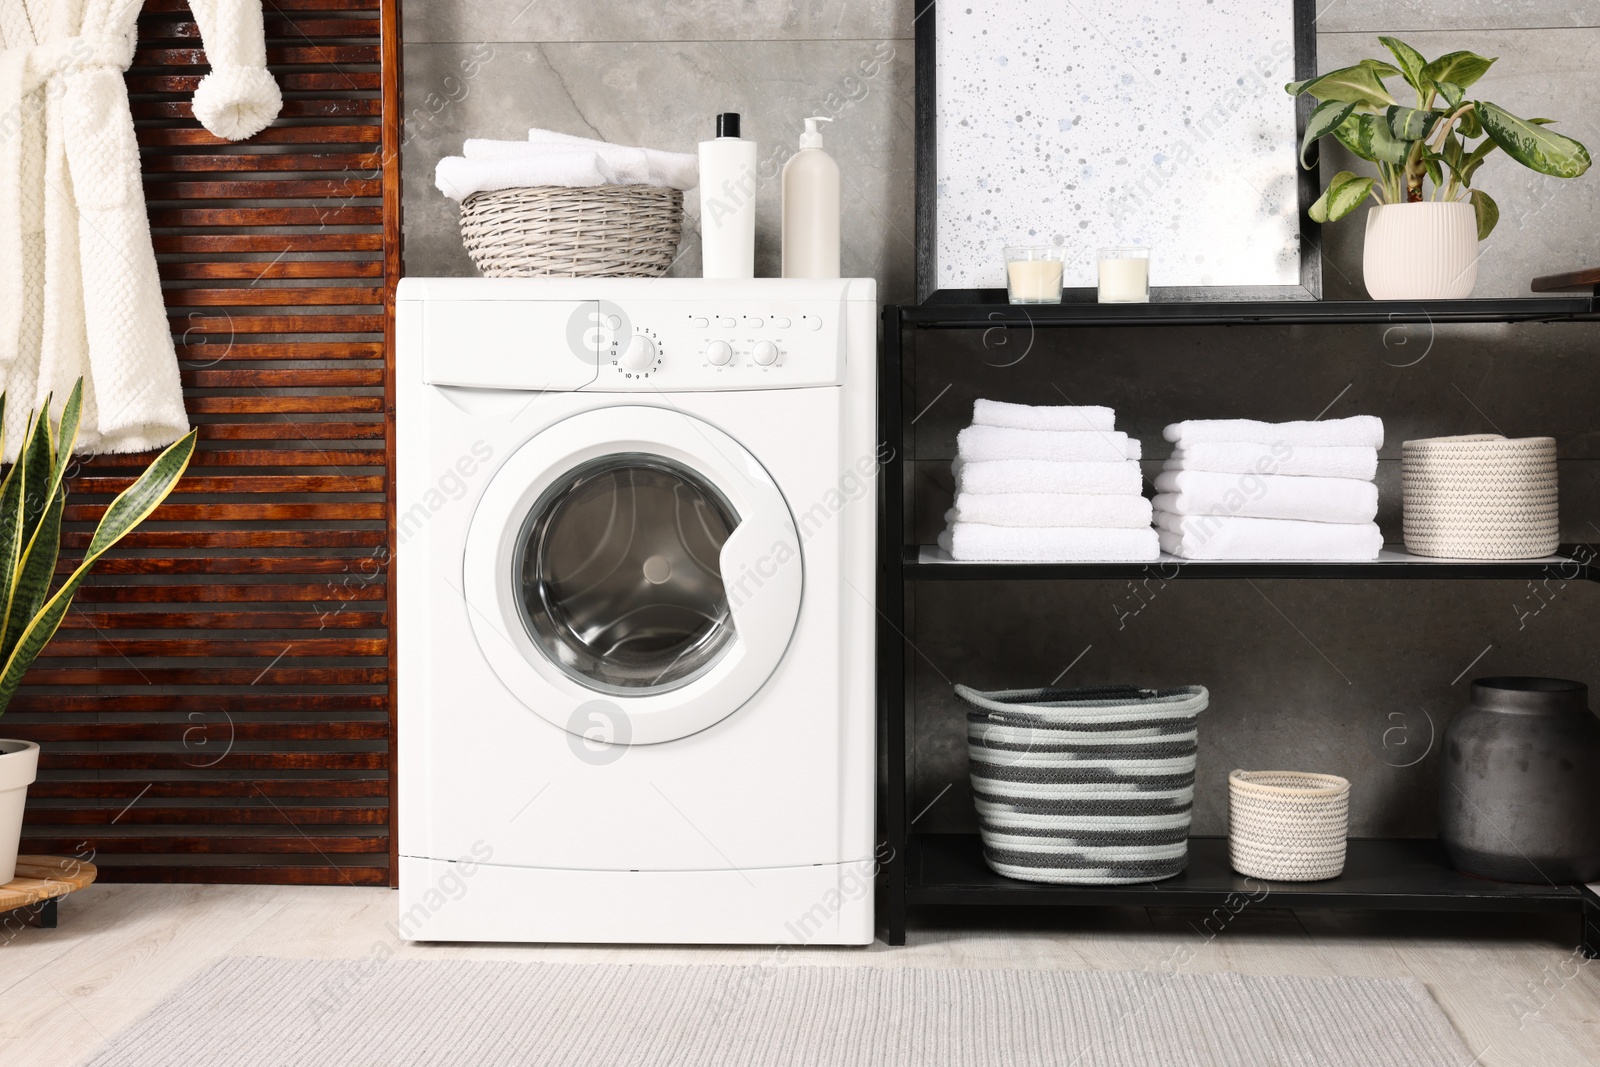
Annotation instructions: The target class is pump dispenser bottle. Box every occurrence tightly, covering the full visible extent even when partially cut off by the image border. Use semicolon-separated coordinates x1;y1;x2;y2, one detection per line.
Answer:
698;112;757;278
781;116;840;278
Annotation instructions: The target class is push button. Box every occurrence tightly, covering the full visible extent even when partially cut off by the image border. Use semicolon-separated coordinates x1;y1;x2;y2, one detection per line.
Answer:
747;317;764;328
771;316;791;328
717;316;736;329
691;317;709;329
804;316;823;331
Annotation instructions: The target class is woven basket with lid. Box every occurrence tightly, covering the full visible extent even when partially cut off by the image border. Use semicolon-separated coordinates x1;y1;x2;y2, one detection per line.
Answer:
1402;434;1558;559
459;185;684;278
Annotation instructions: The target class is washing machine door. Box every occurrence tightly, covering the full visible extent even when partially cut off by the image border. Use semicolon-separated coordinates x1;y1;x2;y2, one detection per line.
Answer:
462;406;803;744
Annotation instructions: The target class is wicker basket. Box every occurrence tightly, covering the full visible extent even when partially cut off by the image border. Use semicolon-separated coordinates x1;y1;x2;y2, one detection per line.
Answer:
958;683;1208;885
1228;770;1349;881
459;185;684;278
1402;435;1558;559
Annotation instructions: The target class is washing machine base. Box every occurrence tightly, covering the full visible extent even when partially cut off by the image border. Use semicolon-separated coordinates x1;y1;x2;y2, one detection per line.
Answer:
397;855;876;945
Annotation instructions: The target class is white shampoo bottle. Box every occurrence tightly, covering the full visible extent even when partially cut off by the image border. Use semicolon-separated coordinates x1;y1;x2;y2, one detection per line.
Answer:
781;116;840;278
699;112;757;278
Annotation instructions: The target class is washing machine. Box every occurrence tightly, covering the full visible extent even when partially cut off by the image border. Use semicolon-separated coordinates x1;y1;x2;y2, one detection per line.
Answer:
395;277;878;944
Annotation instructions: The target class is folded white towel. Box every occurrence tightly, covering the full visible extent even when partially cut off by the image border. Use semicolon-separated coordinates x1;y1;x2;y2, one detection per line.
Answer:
1163;415;1384;449
1152;470;1378;524
528;128;700;190
957;425;1140;463
1153;510;1383;560
456;131;700;190
954;459;1143;496
1164;442;1379;481
436;130;700;201
947;493;1153;530
436;149;618;200
971;399;1116;433
939;524;1160;562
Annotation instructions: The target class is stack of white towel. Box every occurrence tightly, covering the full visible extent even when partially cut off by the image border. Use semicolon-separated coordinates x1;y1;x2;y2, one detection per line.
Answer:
435;128;699;200
1154;416;1385;560
938;400;1158;561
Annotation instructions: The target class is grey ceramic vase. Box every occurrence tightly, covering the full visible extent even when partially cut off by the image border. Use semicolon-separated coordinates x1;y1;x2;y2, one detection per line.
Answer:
1439;676;1600;884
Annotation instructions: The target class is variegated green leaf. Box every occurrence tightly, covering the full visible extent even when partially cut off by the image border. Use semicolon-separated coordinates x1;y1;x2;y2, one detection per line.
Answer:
1309;171;1377;223
1470;189;1499;240
1435;80;1465;108
1;490;62;665
1459;137;1498;186
17;408;50;543
1378;36;1430;96
1476;102;1591;178
0;429;197;714
1286;60;1398;110
1422;51;1496;91
1301;99;1358;168
1334;113;1411;165
1423;153;1443;189
51;379;83;491
1387;105;1445;142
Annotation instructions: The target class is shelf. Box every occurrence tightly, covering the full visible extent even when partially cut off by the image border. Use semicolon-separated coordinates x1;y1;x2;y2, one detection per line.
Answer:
898;295;1599;329
909;834;1587;913
907;544;1596;581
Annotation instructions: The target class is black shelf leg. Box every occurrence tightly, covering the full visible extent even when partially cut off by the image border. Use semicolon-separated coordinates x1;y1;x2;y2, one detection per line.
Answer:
37;897;58;929
1582;891;1600;960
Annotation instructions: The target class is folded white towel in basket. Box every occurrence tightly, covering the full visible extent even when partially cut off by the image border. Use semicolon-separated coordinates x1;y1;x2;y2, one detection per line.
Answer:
940;523;1160;562
1153;510;1383;560
435;149;617;200
971;399;1116;433
463;131;699;190
1152;469;1378;524
1165;442;1379;481
947;493;1153;530
436;130;699;201
954;459;1143;496
1163;415;1384;449
957;425;1141;463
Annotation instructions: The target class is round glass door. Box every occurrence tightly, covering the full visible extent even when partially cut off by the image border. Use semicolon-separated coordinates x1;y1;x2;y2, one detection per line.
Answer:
515;454;739;694
462;405;803;744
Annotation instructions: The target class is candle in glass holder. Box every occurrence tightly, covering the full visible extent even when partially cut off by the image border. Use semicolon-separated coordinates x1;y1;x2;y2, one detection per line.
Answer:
1004;245;1066;304
1098;247;1150;303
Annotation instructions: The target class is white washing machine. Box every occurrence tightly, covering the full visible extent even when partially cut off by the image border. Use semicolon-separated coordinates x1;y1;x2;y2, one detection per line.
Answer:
395;277;878;944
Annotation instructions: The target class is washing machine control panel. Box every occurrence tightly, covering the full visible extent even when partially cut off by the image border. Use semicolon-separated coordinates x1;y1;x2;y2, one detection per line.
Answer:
594;302;845;391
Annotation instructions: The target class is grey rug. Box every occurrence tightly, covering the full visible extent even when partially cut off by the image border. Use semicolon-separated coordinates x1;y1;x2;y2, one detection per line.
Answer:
83;956;1474;1066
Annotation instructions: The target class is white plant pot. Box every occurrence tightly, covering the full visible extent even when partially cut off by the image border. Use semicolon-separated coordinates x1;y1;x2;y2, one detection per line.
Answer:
1362;200;1479;300
0;740;40;884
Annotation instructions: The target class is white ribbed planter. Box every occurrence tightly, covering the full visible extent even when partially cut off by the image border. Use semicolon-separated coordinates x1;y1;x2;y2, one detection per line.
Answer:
1362;201;1479;300
0;740;39;884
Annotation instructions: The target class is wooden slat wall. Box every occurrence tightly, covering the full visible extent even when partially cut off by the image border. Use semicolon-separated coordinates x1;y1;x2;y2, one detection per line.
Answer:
9;0;400;886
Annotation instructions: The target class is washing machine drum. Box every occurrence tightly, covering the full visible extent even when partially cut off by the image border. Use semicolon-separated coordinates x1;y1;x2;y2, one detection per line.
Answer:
463;407;803;744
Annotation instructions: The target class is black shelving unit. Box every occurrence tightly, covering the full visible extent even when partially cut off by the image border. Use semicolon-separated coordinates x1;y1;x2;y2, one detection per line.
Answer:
878;297;1600;952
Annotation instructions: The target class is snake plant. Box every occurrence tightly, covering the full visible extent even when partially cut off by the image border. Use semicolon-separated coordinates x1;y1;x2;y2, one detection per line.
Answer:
1288;37;1592;238
0;380;196;717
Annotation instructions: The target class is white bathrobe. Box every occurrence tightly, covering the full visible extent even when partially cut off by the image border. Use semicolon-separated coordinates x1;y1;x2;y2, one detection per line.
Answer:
0;0;282;461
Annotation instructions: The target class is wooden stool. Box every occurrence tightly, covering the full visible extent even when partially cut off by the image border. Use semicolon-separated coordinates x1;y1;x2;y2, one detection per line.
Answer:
1;856;98;929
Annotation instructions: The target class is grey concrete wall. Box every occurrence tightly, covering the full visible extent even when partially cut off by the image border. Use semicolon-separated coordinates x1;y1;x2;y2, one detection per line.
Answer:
402;4;1600;838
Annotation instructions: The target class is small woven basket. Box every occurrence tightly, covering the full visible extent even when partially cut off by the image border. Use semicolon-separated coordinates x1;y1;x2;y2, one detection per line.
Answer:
1227;770;1349;881
1402;434;1558;559
459;185;684;278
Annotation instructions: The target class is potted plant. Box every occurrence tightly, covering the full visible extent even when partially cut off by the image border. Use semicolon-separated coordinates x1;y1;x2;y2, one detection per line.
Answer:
0;382;195;884
1288;38;1591;299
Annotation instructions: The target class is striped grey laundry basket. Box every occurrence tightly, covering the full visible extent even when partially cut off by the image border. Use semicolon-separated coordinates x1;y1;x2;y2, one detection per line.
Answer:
958;683;1209;884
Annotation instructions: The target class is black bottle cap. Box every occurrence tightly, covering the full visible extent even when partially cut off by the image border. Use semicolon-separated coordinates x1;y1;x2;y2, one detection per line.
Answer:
716;112;741;138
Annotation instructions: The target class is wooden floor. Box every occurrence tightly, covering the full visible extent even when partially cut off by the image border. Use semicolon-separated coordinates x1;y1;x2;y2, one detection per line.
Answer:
2;885;1597;1066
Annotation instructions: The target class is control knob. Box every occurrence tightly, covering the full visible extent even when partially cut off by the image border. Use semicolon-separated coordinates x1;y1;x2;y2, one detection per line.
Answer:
752;340;779;366
619;334;657;372
706;340;733;366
